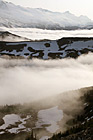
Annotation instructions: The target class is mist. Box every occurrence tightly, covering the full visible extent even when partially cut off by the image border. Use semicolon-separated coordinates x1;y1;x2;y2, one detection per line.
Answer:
0;53;93;105
0;27;93;40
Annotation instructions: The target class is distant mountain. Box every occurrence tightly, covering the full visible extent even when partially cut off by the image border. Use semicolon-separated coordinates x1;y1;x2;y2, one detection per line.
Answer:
0;0;93;30
0;37;93;59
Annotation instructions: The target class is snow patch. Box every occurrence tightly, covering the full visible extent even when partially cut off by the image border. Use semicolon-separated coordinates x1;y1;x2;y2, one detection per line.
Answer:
0;114;31;134
36;106;63;133
40;136;50;140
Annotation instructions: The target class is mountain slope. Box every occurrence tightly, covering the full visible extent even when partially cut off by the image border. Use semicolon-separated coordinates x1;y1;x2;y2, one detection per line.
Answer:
48;87;93;140
0;0;93;30
0;37;93;59
0;86;92;140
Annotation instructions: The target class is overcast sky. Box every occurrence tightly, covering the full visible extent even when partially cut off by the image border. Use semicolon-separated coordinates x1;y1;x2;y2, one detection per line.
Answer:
5;0;93;20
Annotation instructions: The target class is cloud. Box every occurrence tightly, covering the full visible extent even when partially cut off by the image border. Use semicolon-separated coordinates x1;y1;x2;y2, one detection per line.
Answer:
0;53;93;105
0;27;93;40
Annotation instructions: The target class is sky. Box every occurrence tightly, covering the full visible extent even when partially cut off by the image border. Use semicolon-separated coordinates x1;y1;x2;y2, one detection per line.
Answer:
5;0;93;20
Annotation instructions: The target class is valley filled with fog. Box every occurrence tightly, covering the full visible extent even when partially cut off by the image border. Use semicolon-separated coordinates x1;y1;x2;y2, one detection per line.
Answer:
0;27;93;140
0;53;93;105
0;52;93;140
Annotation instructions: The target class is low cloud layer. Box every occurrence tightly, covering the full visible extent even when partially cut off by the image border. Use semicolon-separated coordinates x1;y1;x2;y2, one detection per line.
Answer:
0;27;93;40
0;53;93;105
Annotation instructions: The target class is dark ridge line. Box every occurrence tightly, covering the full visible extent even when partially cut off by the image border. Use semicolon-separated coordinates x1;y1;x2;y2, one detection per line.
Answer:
0;37;93;44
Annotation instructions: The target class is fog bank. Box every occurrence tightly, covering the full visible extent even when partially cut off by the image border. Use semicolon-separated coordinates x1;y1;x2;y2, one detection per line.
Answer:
0;27;93;40
0;53;93;105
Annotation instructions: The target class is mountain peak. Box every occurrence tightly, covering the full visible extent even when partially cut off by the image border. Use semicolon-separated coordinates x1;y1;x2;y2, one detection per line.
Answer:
64;11;72;15
79;15;92;22
0;0;5;3
0;0;7;8
64;11;70;14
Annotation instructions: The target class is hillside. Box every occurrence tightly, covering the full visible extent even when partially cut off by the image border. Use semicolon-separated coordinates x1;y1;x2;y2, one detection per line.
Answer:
0;31;31;42
22;87;93;140
0;0;93;30
48;87;93;140
0;87;92;140
0;37;93;59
